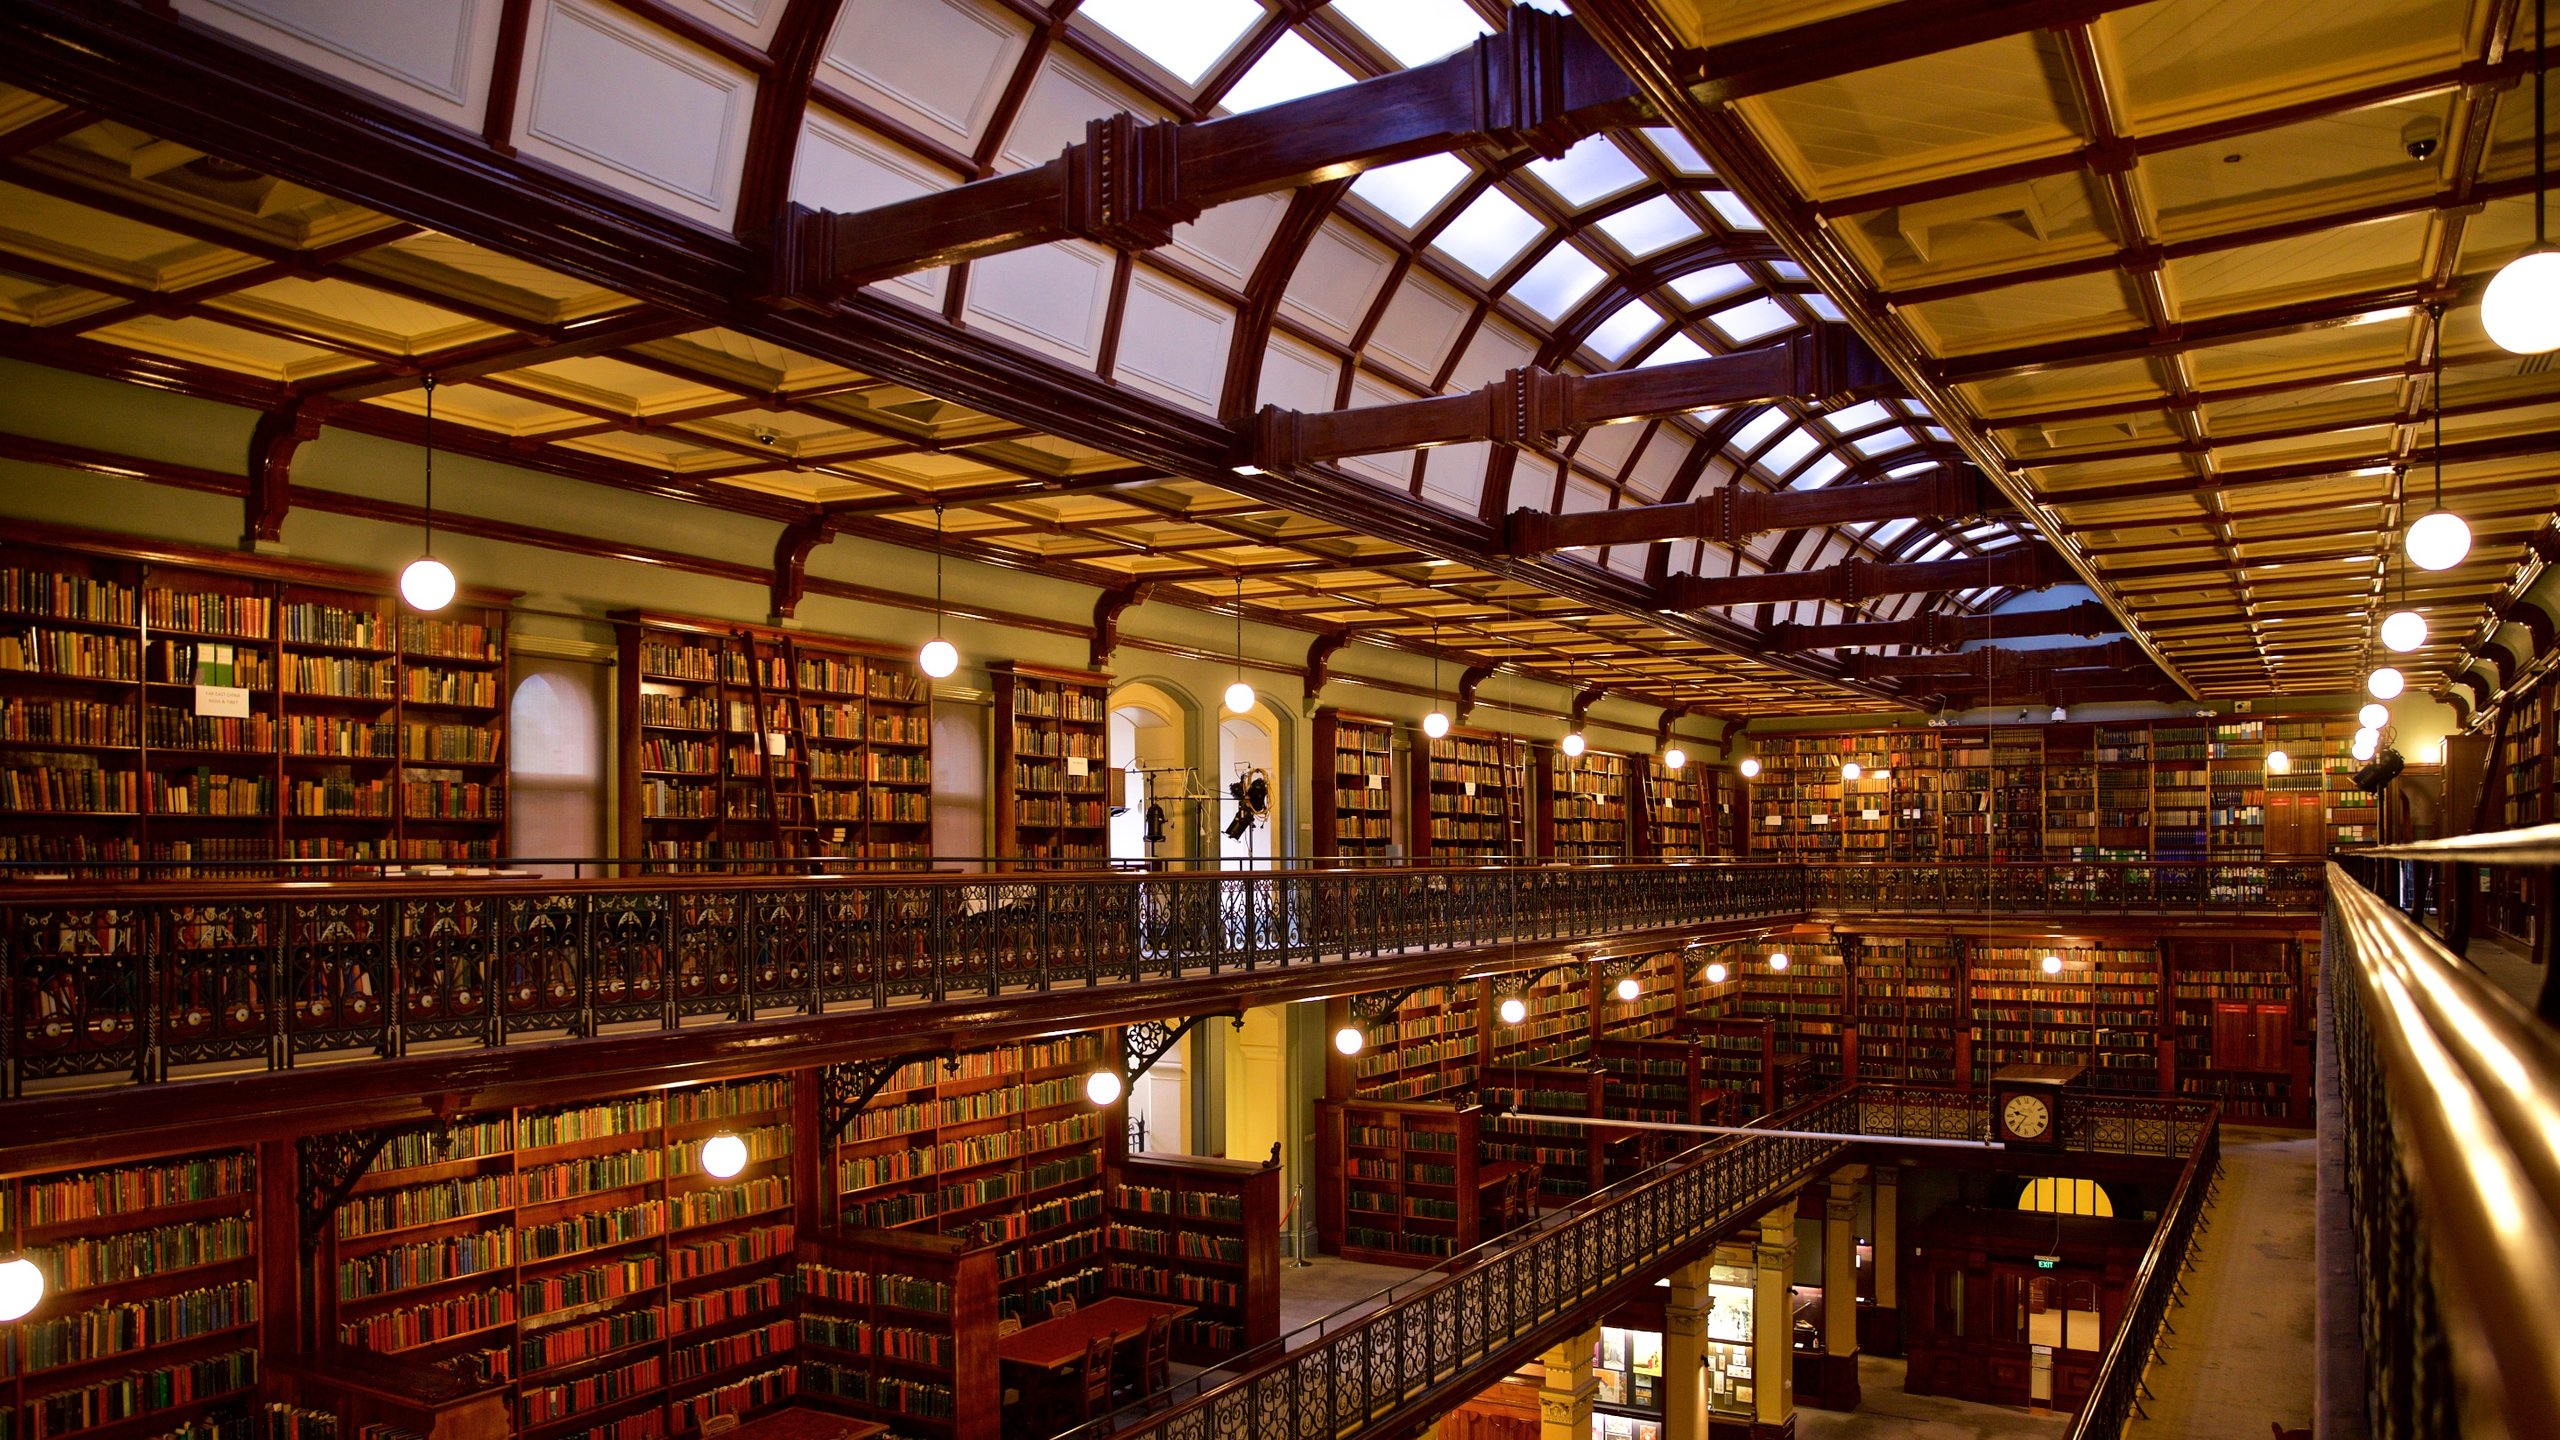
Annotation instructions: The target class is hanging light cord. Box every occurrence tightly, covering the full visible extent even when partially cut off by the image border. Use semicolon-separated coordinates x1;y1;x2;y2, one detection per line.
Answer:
2432;307;2446;513
422;374;436;551
933;504;945;629
1233;576;1244;681
2539;0;2548;251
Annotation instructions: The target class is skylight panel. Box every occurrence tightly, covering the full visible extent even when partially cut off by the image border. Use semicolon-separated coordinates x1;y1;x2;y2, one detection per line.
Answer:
1804;294;1846;321
1526;136;1646;206
1824;400;1891;432
1704;190;1763;230
1595;194;1701;255
1759;428;1817;474
1769;262;1808;282
1218;30;1354;113
1794;453;1846;489
1330;0;1490;67
1351;153;1471;227
1886;461;1938;478
1670;264;1748;305
1513;0;1572;12
1709;296;1795;344
1080;0;1265;85
1731;407;1789;452
1956;587;1995;606
1913;538;1958;561
1925;426;1953;442
1643;127;1710;174
1508;242;1605;319
1637;333;1709;369
1585;299;1663;362
1433;187;1543;278
1864;517;1915;549
1961;525;2005;541
1849;427;1915;458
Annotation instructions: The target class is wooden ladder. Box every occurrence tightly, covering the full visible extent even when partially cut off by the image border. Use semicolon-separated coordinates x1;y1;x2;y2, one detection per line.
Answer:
736;632;809;863
1503;736;1529;860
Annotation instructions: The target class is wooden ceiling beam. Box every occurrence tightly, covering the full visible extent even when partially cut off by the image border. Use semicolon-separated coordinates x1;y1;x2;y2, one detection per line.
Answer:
1763;599;2118;652
1674;0;2159;106
1256;327;1890;470
1843;638;2145;681
1665;546;2069;610
779;12;1640;296
1507;461;1999;556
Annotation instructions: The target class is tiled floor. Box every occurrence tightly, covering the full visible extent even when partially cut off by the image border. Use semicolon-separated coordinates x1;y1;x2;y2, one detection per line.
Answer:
1796;1357;2066;1440
1276;1253;1424;1336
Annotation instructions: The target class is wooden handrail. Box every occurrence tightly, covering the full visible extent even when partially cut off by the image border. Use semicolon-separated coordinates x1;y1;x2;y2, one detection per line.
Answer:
2325;862;2560;1435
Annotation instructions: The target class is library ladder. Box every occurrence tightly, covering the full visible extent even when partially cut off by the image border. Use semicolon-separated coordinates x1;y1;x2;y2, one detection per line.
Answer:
1503;737;1529;860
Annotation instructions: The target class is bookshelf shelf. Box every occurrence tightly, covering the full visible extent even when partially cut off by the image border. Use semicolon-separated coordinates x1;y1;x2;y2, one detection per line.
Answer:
1313;709;1397;859
1410;725;1528;862
989;662;1108;868
1313;1100;1483;1266
1542;746;1631;861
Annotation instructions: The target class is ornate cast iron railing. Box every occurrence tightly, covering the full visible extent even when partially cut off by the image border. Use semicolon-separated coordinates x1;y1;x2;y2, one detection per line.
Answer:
0;861;1802;1096
1065;1084;2216;1440
2062;1103;2220;1440
1804;860;2324;916
2324;859;2560;1440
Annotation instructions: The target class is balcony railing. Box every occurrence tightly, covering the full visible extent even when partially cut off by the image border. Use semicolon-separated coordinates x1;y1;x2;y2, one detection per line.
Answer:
1069;1083;2217;1440
2324;849;2560;1440
1804;860;2325;915
0;859;1802;1096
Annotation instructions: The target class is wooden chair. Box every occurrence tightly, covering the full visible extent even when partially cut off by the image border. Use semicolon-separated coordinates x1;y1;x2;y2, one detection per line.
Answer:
1078;1334;1116;1420
1048;1295;1077;1319
997;1317;1024;1408
1136;1313;1173;1395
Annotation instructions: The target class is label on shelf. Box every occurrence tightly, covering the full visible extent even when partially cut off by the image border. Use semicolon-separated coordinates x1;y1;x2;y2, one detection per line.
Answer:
1067;756;1089;776
1369;774;1383;790
1463;782;1476;797
766;732;786;756
1861;809;1880;821
1811;814;1829;826
194;684;250;718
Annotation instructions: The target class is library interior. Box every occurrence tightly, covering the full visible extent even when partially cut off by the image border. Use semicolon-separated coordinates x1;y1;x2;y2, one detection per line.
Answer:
0;4;2553;1440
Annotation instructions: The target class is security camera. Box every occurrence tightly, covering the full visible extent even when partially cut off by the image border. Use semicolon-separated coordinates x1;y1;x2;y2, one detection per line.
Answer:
2401;115;2441;162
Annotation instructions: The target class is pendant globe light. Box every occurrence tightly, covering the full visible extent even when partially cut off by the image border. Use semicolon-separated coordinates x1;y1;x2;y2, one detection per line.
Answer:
2381;529;2427;651
398;375;457;613
1421;620;1451;739
2368;665;2406;700
1223;575;1255;715
1561;729;1586;758
918;504;958;679
2407;312;2472;570
2360;702;2391;730
2485;0;2560;352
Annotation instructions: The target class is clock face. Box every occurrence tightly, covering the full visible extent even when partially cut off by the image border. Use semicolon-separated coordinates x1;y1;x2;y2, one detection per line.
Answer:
2003;1093;2052;1140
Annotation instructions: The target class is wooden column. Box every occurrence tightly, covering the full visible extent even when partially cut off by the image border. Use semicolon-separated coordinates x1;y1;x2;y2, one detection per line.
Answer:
1752;1207;1799;1440
1664;1257;1714;1440
1539;1326;1602;1440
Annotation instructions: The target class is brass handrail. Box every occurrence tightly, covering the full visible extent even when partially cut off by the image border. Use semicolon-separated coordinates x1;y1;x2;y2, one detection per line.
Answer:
2325;861;2560;1438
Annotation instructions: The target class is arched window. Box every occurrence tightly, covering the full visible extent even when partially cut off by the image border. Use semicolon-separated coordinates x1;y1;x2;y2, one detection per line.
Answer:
508;661;605;875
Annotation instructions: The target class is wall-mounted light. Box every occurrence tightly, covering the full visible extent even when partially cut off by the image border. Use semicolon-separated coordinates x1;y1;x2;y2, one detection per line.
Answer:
1614;976;1642;1002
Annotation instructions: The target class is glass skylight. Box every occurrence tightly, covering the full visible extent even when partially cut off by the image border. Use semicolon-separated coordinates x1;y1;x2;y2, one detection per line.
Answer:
1595;195;1702;255
1350;153;1471;227
1865;517;1916;549
1080;0;1264;85
1804;294;1847;321
1585;298;1663;361
1794;453;1846;489
1526;136;1646;206
1670;264;1748;305
1961;525;2007;541
1759;428;1818;474
1637;333;1709;368
1825;400;1891;432
1513;0;1572;12
1731;406;1790;452
1849;427;1915;458
1330;0;1490;67
1218;30;1354;114
1643;127;1711;174
1704;191;1763;230
1508;242;1605;319
1913;538;1959;561
1433;187;1543;278
1709;296;1796;344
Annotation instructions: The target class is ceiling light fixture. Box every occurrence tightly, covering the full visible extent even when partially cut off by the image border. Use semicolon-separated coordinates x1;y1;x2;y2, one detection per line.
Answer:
2368;666;2406;700
1085;1069;1124;1107
0;1256;39;1323
2266;749;2291;775
2353;728;2382;762
1499;996;1528;1025
1422;619;1450;740
398;375;457;613
700;1133;748;1180
2360;702;2390;730
2407;310;2472;570
1704;961;1729;984
1664;745;1686;771
1224;575;1255;715
2485;0;2560;352
2381;609;2427;652
1615;975;1642;1002
1333;1024;1365;1057
2040;954;2064;976
1562;730;1586;758
1768;951;1790;972
1738;756;1761;779
919;504;959;679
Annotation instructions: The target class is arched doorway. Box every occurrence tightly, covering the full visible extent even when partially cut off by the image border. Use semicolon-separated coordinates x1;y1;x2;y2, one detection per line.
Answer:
1107;681;1196;863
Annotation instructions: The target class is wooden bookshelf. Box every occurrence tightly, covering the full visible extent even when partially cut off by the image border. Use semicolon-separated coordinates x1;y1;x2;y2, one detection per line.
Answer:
1104;1152;1281;1363
1885;732;1940;860
826;1038;1107;1324
615;612;933;871
1637;757;1706;858
1541;746;1631;860
1593;1038;1709;1126
1410;725;1528;862
989;662;1109;867
310;1073;801;1440
1311;708;1396;860
1679;1016;1780;1119
1314;1100;1484;1266
2166;938;2303;1123
798;1227;997;1438
2207;720;2267;859
1480;1067;1602;1206
1736;940;1845;1083
1852;936;1961;1084
2093;725;2151;860
2041;728;2095;859
1967;944;2163;1091
2;1147;262;1440
1340;983;1485;1103
1488;968;1592;1069
2152;722;2210;863
0;526;514;877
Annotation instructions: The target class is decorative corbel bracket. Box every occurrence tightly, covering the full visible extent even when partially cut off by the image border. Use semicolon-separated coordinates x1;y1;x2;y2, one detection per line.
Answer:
2493;595;2557;662
1457;663;1495;720
822;1050;951;1137
245;394;332;547
1569;687;1603;733
1123;1014;1232;1087
770;512;833;620
1304;630;1350;705
298;1126;398;1254
1091;580;1154;669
